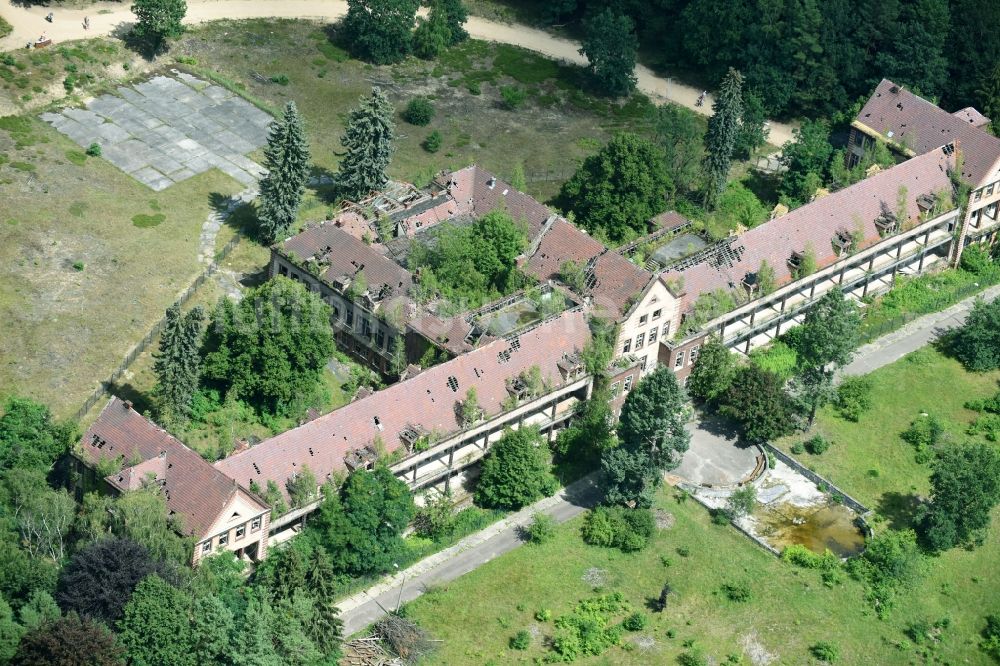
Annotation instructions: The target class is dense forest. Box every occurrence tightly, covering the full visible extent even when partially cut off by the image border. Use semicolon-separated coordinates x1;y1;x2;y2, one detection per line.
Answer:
541;0;1000;121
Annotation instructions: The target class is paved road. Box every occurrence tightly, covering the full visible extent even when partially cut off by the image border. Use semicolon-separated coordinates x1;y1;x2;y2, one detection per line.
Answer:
0;0;796;145
338;473;602;636
842;283;1000;377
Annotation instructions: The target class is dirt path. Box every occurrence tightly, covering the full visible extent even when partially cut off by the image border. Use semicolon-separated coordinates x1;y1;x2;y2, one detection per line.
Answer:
0;0;796;145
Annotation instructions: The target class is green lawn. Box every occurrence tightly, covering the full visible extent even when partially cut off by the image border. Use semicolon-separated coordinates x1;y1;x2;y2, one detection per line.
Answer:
0;116;243;420
403;347;1000;665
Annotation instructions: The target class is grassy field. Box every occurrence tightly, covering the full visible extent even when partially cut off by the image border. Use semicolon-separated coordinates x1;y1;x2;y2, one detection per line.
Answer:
403;347;1000;665
1;17;682;422
0;113;243;419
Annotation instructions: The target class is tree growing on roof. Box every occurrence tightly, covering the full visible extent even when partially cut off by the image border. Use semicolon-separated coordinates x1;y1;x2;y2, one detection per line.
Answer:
342;0;419;64
579;9;638;97
474;427;559;511
703;68;744;207
256;102;311;245
558;132;670;243
153;304;205;426
791;290;860;426
130;0;187;54
335;87;396;202
286;465;319;509
201;277;334;418
12;614;123;666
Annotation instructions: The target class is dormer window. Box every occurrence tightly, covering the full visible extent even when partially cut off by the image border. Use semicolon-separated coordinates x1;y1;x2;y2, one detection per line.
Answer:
916;193;937;213
832;229;854;256
787;251;803;272
874;202;899;237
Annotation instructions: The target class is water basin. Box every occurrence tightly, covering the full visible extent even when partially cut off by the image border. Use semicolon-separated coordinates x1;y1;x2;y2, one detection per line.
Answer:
752;501;866;558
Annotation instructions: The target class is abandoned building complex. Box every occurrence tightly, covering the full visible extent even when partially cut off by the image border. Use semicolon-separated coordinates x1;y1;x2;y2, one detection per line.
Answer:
74;81;1000;564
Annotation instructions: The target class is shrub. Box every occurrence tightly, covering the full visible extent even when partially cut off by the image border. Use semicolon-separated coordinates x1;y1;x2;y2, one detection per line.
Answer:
960;242;995;276
721;581;752;602
724;485;757;522
781;544;839;570
500;85;526;110
836;376;873;421
810;641;839;662
72;261;85;271
269;74;289;85
86;142;102;157
422;130;442;153
525;513;555;544
403;97;434;125
900;414;944;464
622;611;647;631
581;506;655;552
982;614;1000;660
510;629;531;650
805;434;830;455
790;442;805;455
677;648;707;666
535;608;552;622
549;592;629;661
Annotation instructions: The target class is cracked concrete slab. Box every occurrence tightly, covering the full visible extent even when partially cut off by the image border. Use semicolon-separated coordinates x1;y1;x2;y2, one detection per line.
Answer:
41;74;271;191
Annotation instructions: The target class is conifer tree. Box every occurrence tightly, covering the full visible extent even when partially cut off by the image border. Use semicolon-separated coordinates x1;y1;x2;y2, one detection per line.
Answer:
153;304;205;425
256;102;311;245
703;68;744;207
336;88;396;202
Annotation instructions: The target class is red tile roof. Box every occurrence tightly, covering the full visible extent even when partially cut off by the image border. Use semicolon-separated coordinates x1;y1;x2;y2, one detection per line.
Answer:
78;398;265;539
855;79;1000;187
438;165;555;240
589;251;655;319
214;309;591;499
524;218;606;282
953;107;991;129
664;146;957;309
281;223;413;298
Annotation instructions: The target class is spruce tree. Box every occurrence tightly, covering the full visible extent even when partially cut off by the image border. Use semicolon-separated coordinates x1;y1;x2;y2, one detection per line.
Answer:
703;68;744;207
336;87;396;202
256;102;311;245
153;304;205;425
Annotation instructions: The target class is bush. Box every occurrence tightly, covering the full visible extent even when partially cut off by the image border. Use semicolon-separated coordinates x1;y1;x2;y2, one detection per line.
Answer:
500;85;526;110
677;648;707;666
269;74;289;85
724;485;757;522
805;434;830;455
781;544;840;570
721;581;752;602
622;611;647;631
836;376;872;421
790;442;805;455
581;506;655;552
403;97;434;125
950;297;1000;372
960;242;995;276
72;261;85;271
510;629;531;650
85;142;102;157
525;513;555;544
810;641;839;662
535;608;552;622
900;414;944;464
422;129;442;153
982;614;1000;660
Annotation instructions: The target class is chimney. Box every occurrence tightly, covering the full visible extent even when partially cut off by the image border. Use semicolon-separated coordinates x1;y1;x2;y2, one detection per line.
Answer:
123;400;133;411
487;177;497;190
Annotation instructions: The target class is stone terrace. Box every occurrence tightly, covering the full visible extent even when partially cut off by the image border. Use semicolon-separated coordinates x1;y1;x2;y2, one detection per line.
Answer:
41;73;271;191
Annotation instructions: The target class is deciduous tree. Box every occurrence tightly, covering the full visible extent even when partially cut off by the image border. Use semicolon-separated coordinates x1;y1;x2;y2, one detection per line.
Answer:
919;441;1000;551
343;0;419;64
190;595;234;665
558;133;670;243
130;0;186;53
412;1;451;59
686;336;736;406
793;291;860;425
0;397;74;476
703;68;743;206
652;105;705;200
719;365;796;443
950;297;1000;372
335;87;396;201
616;366;690;470
475;427;558;511
12;614;124;666
579;9;638;97
201;277;334;417
256;102;311;245
779;119;833;205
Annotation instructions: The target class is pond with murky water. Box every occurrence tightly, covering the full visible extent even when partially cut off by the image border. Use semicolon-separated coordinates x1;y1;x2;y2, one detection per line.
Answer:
751;501;866;558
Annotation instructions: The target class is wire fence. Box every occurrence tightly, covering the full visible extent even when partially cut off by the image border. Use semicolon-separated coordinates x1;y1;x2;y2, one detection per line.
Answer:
856;277;999;345
72;234;244;423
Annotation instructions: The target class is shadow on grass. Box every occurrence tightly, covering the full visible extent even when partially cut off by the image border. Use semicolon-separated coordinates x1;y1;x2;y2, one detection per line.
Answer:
108;381;155;417
743;169;782;208
877;491;923;531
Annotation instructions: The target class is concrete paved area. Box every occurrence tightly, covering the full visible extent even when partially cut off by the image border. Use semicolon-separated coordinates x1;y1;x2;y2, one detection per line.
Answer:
673;413;761;487
41;73;271;191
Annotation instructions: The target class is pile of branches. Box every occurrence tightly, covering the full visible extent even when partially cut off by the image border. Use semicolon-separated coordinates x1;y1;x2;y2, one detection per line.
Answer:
374;614;437;665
